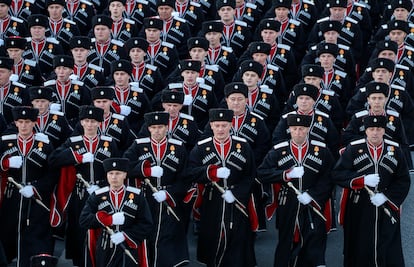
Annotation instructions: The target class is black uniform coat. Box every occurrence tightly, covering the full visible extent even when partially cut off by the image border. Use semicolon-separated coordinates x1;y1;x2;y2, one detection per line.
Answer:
79;185;154;267
0;81;30;124
12;58;43;86
257;139;333;267
332;138;410;267
187;135;256;267
124;137;190;267
63;0;96;35
0;133;55;267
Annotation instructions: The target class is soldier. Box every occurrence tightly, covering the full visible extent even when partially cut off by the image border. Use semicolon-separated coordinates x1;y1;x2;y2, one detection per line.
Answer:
79;157;154;267
4;36;42;86
143;17;180;80
124;111;190;267
0;56;30;124
216;0;252;58
0;0;27;52
333;115;410;267
87;15;127;79
272;83;339;157
22;14;64;80
174;0;205;36
70;36;105;91
234;0;261;30
29;86;71;148
0;106;55;267
257;113;334;267
123;0;154;32
45;54;92;128
156;0;192;59
7;0;39;24
125;37;164;99
49;105;119;267
109;59;151;137
201;20;237;83
63;0;95;35
45;0;81;53
284;64;345;133
107;0;139;43
187;108;256;267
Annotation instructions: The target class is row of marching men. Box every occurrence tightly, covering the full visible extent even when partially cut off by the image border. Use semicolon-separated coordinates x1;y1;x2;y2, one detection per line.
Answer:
0;101;411;267
0;73;412;267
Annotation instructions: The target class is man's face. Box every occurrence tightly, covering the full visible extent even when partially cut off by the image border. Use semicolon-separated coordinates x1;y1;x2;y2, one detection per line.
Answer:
31;99;50;114
15;119;36;137
129;47;146;64
242;71;260;88
54;66;73;82
7;48;24;61
323;30;339;43
261;29;278;45
107;170;127;190
365;127;385;146
378;50;396;62
48;4;64;20
205;32;222;47
162;103;183;118
218;6;235;22
226;93;247;116
304;76;322;88
367;93;387;113
93;99;113;114
158;5;173;20
274;7;289;21
81;118;100;135
113;71;130;87
389;30;407;45
71;48;89;64
393;8;409;21
372;68;392;83
30;26;46;41
252;52;268;65
189;47;208;62
0;3;9;18
319;53;336;69
210;121;231;142
148;124;168;141
94;25;111;42
181;70;199;86
296;95;315;113
109;1;125;18
145;28;161;43
329;7;346;21
0;68;11;85
289;125;309;145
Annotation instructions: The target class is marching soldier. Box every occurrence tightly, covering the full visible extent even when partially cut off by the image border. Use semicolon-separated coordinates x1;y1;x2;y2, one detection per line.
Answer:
49;105;119;267
333;115;410;267
8;0;39;24
109;59;151;137
4;36;42;86
124;111;190;267
0;56;30;124
29;86;72;148
123;0;154;32
143;17;180;80
45;54;92;128
125;37;164;99
63;0;95;36
79;157;154;267
22;14;64;80
0;0;27;46
70;36;105;91
0;106;55;267
234;0;261;30
187;108;257;267
107;0;139;43
45;0;81;53
174;0;206;36
87;14;128;79
216;0;252;58
257;113;334;267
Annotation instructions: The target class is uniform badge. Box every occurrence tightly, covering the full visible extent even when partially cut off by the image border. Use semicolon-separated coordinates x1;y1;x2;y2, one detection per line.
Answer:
262;93;267;102
399;70;404;80
317;116;322;124
129;193;134;202
335;75;340;83
388;146;394;156
208;70;213;77
289;23;295;31
126;24;131;31
357;6;362;14
81;4;86;10
269;69;273;77
66;23;71;31
112;45;118;53
202;89;207;99
103;141;109;151
133;91;138;100
389;116;394;125
147;69;152;75
358;149;363;153
14;87;19;95
304;4;308;11
223;51;228;57
163;47;168;55
251;117;256;127
280;49;285;57
346;22;351;30
138;4;143;11
113;119;118;125
52;114;58;123
170;145;175;154
75;145;80;149
408;50;412;59
190;6;194;12
182;119;187;128
314;146;319;156
144;147;148;151
25;65;30;74
8;143;13;147
282;151;286;155
236;143;241;153
339;49;344;58
175;21;181;29
237;26;242;34
38;142;43;151
324;95;329;102
48;44;53;52
394;90;399;99
102;196;107;200
12;22;17;29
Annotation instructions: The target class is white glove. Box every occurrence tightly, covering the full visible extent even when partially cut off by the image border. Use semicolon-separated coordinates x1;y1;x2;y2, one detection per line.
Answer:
110;232;125;245
297;192;312;205
112;212;125;225
49;103;61;111
86;185;100;195
150;166;164;178
82;152;94;163
183;94;193;105
364;174;380;187
120;105;131;116
8;156;23;169
222;190;235;203
19;185;34;198
370;193;387;207
216;167;231;179
286;166;304;179
152;190;167;203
